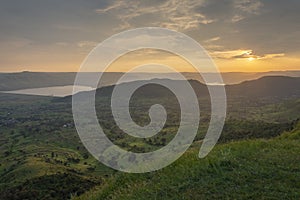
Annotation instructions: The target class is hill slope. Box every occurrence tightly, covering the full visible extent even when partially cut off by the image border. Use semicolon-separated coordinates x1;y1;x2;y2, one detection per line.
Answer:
227;76;300;98
75;122;300;200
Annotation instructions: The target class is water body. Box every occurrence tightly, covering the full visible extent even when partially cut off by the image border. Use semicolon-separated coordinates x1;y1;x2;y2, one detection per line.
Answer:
1;85;95;97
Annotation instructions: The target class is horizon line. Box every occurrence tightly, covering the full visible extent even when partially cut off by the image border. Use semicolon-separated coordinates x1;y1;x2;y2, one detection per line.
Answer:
0;70;299;74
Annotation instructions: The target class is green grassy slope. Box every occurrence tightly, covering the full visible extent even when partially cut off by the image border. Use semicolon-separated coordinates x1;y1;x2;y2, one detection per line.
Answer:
75;123;300;200
0;94;115;199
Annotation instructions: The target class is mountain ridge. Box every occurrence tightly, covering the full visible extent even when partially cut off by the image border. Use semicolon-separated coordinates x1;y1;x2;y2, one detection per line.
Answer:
66;76;300;101
1;71;300;91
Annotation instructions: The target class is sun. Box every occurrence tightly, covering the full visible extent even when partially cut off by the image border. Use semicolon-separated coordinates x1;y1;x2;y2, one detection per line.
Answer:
247;57;255;61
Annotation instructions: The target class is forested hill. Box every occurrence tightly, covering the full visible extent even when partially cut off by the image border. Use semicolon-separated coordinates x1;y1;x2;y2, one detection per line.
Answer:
227;76;300;98
65;76;300;101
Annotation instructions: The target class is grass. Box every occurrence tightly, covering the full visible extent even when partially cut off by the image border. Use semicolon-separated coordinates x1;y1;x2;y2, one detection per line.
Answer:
74;123;300;200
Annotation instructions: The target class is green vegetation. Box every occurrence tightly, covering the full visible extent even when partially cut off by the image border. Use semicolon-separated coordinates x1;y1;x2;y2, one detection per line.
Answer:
75;122;300;200
0;77;299;199
1;173;99;200
0;94;114;199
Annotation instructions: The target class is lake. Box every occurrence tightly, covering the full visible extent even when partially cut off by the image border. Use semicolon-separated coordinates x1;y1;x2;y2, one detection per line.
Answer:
1;85;95;97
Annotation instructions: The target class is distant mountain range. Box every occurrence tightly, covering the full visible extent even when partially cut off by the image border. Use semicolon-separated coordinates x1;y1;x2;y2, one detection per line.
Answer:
68;76;300;102
0;71;300;91
227;76;300;98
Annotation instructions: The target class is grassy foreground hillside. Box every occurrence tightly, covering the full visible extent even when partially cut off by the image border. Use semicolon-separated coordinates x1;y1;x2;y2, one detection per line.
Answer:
75;122;300;200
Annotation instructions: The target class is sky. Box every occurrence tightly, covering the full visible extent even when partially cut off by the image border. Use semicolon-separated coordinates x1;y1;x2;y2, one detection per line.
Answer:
0;0;299;72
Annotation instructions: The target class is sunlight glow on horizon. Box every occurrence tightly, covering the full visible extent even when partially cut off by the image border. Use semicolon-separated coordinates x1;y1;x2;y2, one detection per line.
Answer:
247;57;255;62
1;49;299;73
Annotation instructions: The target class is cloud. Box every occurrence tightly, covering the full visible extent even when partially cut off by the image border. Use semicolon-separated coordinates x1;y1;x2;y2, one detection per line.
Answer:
95;1;126;14
210;49;285;60
204;37;221;43
211;49;252;59
262;53;285;59
231;15;245;23
234;0;264;14
94;0;214;31
77;41;98;48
